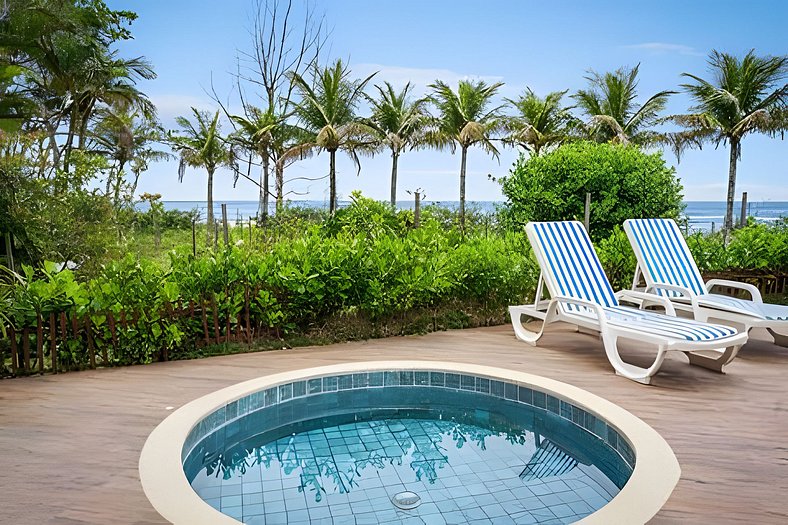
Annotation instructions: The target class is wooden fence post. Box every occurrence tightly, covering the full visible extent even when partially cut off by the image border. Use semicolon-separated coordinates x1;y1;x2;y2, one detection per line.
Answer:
49;313;57;373
36;314;44;373
22;327;30;372
222;204;229;246
414;192;421;229
739;191;748;229
9;326;17;374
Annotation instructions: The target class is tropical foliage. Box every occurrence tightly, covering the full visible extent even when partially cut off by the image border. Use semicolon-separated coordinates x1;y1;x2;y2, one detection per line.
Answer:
364;82;427;206
504;88;577;156
169;109;229;244
666;50;788;230
289;59;376;214
426;79;504;228
573;64;673;145
499;141;684;240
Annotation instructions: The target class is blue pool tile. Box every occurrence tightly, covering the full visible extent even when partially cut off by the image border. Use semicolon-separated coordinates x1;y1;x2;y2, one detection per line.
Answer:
226;400;239;420
292;381;306;398
460;375;476;390
415;371;430;386
323;376;338;391
490;380;504;397
307;378;322;395
353;373;369;388
430;371;445;387
519;386;534;405
384;371;400;386
399;371;414;385
476;377;490;393
369;372;384;387
533;390;546;408
264;387;278;407
279;383;293;402
338;374;353;390
504;382;518;400
445;373;460;389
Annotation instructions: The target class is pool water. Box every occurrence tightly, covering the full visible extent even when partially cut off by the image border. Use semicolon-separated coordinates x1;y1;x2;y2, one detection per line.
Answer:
189;404;627;523
185;372;634;524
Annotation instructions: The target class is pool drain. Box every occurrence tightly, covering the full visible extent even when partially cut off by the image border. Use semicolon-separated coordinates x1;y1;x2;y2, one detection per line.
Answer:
391;491;421;510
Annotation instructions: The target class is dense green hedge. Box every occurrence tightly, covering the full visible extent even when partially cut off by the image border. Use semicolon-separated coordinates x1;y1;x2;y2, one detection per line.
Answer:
500;142;684;241
3;192;786;372
2;198;539;369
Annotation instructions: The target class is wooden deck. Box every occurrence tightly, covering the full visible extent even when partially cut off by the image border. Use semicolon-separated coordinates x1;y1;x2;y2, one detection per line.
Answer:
1;324;786;524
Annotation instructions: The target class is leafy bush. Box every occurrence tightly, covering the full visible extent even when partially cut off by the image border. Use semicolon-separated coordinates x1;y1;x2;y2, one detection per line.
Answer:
688;221;788;274
499;142;683;240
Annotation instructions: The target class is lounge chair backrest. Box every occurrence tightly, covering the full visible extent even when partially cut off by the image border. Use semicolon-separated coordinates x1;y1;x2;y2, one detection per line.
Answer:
624;218;707;297
525;221;619;311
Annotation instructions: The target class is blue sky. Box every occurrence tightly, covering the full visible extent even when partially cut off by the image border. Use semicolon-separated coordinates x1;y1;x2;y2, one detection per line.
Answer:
110;0;788;203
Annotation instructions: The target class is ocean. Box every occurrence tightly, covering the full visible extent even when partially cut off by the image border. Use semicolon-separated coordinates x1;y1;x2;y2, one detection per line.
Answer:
145;200;788;232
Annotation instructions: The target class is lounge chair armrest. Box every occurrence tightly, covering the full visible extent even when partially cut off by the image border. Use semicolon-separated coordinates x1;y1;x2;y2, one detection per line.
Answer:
615;290;677;317
550;296;609;329
705;279;763;303
645;283;697;298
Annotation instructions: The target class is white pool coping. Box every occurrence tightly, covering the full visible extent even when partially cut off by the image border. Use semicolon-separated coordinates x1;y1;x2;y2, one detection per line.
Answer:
139;361;680;524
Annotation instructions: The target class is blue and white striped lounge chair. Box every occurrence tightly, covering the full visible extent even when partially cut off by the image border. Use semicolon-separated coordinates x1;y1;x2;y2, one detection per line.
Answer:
624;218;788;347
509;221;748;385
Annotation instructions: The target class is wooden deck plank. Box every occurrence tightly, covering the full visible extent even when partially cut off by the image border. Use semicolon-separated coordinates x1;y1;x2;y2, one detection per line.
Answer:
1;324;786;524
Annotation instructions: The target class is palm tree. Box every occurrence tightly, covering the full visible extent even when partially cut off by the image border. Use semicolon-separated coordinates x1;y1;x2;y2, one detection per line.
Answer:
65;51;156;171
504;88;577;156
228;106;279;219
573;64;673;145
667;50;787;231
363;82;427;207
169;109;229;244
92;106;170;205
289;59;376;214
426;79;504;228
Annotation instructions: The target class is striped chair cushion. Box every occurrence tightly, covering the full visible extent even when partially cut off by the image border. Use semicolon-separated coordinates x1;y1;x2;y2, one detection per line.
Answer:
699;294;788;321
530;221;618;311
603;306;737;341
626;218;706;297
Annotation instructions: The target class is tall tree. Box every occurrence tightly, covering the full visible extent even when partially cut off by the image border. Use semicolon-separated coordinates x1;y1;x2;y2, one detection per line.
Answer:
224;0;326;216
169;109;229;244
504;88;577;156
91;106;170;205
426;79;504;228
363;81;427;207
0;0;148;172
573;64;673;145
667;50;787;230
289;59;376;214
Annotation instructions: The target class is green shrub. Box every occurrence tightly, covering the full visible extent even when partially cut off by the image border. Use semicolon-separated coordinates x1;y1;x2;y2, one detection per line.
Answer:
499;142;683;241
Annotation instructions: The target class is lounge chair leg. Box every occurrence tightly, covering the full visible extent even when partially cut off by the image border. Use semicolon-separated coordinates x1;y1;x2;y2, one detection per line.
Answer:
687;344;742;373
766;328;788;348
602;335;667;385
509;307;549;346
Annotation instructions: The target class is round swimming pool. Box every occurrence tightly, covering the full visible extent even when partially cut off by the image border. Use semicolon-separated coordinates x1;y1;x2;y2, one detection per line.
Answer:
140;362;679;524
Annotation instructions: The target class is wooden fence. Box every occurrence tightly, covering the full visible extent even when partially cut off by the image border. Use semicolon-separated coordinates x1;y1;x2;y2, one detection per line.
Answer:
2;289;273;377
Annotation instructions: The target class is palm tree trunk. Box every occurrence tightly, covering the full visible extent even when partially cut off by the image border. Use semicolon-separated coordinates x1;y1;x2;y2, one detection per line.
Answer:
113;160;127;208
206;167;215;245
275;160;284;214
390;151;399;208
459;145;468;230
329;149;337;215
724;138;739;231
260;153;270;220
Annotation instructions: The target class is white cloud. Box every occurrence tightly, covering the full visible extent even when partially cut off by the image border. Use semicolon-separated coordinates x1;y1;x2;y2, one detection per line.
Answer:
622;42;704;57
149;94;217;122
